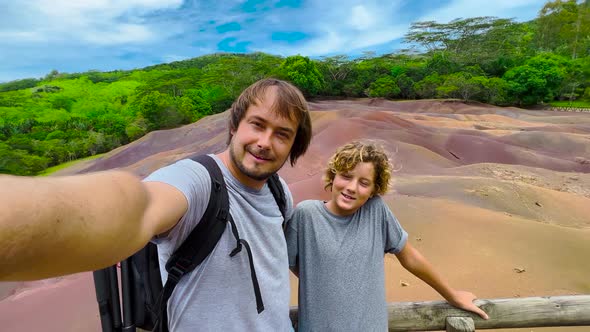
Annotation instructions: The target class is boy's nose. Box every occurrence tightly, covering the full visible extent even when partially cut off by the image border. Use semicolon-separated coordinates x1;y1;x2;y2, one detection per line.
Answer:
345;181;357;193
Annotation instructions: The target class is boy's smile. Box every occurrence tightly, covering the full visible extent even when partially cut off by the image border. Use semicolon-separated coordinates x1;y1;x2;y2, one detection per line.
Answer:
326;161;376;216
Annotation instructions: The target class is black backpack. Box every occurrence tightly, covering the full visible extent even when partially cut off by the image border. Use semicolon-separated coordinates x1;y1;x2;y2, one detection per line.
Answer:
93;154;287;332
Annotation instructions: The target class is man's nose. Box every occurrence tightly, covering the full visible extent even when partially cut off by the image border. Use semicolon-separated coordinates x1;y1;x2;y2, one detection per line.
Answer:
257;129;272;149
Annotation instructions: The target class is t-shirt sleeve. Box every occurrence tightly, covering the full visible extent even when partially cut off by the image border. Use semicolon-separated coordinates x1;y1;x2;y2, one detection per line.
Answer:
380;199;408;254
143;159;211;246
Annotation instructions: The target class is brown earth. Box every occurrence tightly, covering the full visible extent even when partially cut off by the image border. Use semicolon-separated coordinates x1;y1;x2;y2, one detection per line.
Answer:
1;99;589;331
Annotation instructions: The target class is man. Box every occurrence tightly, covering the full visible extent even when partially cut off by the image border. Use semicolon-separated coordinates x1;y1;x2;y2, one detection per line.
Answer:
0;78;312;330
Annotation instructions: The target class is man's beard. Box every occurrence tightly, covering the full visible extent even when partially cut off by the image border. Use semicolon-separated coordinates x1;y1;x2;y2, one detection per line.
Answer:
229;142;281;181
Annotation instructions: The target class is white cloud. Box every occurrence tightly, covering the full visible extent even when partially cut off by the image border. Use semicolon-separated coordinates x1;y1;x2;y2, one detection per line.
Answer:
350;5;373;30
36;0;183;18
82;24;155;45
0;31;44;42
419;0;542;23
248;0;408;56
3;0;184;46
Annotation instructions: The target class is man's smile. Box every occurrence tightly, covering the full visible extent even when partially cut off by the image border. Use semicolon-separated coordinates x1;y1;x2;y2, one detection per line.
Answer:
247;148;273;161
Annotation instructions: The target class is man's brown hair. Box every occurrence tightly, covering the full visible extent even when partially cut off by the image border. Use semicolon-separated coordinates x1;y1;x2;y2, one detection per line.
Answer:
227;78;312;166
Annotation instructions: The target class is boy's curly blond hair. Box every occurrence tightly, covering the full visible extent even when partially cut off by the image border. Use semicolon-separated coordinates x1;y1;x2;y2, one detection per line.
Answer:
324;141;392;196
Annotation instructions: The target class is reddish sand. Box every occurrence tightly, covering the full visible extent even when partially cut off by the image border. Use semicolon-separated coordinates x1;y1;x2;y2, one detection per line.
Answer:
1;99;589;331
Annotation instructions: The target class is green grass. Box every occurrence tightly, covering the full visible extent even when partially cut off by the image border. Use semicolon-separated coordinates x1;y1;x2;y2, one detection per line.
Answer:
549;100;590;108
38;153;105;176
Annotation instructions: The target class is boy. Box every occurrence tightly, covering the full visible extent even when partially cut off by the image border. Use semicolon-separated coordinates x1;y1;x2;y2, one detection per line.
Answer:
286;141;488;331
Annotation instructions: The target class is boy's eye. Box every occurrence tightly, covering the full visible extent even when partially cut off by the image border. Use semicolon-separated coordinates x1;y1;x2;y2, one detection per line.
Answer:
340;173;352;179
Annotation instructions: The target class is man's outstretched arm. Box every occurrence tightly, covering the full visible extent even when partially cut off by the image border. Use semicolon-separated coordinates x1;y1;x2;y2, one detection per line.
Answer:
0;171;187;281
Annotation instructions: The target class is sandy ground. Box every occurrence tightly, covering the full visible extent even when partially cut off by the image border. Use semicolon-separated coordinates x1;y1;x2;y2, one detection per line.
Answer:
1;99;589;331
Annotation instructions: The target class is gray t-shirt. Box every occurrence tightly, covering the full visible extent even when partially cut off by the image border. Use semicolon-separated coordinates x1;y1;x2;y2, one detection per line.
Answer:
144;155;294;331
286;197;408;332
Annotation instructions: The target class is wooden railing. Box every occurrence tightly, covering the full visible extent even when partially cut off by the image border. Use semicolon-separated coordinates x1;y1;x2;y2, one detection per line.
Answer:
550;106;590;113
289;295;590;331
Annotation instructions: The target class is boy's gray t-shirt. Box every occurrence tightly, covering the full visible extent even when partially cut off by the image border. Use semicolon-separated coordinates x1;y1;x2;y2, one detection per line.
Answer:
286;197;408;332
143;155;294;331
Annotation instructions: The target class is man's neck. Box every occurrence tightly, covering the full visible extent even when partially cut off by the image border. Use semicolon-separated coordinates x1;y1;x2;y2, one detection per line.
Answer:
217;150;266;190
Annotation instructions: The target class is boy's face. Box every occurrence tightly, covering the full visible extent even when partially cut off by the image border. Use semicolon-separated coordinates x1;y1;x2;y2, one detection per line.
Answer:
326;161;376;216
228;86;298;188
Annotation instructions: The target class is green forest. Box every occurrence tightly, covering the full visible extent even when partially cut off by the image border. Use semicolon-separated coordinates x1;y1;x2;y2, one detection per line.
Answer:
1;0;589;175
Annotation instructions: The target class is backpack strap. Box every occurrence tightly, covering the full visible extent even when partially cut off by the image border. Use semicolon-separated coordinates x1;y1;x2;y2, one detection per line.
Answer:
267;173;287;223
165;155;229;273
154;154;229;332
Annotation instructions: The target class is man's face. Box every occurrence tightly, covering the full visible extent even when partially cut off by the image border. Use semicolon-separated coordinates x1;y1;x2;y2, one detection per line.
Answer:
228;86;298;188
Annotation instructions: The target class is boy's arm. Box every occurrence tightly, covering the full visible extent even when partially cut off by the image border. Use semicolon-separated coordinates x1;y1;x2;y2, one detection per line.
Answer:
0;171;187;281
394;242;489;320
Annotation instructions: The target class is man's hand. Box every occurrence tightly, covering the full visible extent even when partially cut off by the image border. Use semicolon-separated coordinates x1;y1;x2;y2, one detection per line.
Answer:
447;289;489;320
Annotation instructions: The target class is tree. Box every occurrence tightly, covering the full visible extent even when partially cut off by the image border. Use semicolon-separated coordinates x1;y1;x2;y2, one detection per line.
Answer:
125;118;149;141
436;73;485;100
196;84;233;113
184;89;213;117
395;74;416;99
425;53;460;75
368;76;401;98
0;78;41;92
44;69;61;81
0;142;50;175
503;53;568;105
405;17;518;54
536;0;590;59
278;55;324;96
201;56;259;98
138;91;177;129
414;73;445;99
479;77;513;105
558;55;590;101
49;95;75;112
405;17;533;70
176;96;199;123
317;55;354;95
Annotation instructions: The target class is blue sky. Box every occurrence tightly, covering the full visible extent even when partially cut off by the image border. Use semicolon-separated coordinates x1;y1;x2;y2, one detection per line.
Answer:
0;0;545;82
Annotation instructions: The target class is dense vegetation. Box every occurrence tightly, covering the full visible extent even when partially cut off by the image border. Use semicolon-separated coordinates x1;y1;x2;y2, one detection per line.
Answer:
1;0;589;175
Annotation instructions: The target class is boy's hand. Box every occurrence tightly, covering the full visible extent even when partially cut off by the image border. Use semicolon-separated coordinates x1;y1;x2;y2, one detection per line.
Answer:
448;290;489;320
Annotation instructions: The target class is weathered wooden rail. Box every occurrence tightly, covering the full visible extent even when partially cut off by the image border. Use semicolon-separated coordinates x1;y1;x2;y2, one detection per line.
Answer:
289;295;590;331
550;106;590;113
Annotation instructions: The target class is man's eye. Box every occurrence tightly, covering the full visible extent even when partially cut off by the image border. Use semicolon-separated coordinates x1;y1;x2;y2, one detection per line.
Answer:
341;173;352;179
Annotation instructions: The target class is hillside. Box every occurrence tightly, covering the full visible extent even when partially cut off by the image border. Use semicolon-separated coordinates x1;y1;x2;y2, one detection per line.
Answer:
1;99;589;331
